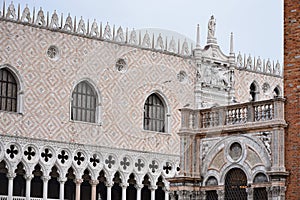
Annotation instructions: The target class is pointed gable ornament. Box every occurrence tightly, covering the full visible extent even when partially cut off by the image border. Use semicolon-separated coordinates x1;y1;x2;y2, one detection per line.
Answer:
64;13;73;31
142;31;151;48
50;10;59;28
21;4;31;22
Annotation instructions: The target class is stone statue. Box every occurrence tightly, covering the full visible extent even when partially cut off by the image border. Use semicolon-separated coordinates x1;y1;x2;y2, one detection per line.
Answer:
21;4;31;22
155;33;164;50
265;59;272;73
64;13;73;31
103;22;112;40
50;10;59;28
36;7;45;26
90;19;99;37
115;26;124;42
168;37;176;53
6;1;16;19
246;55;252;70
181;39;189;55
237;52;243;68
256;57;262;71
77;16;86;34
208;15;216;38
129;28;137;45
142;31;151;48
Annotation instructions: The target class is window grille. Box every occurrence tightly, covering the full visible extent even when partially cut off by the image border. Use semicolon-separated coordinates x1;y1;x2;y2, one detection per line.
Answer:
71;81;96;123
0;68;17;112
144;94;165;132
225;168;247;200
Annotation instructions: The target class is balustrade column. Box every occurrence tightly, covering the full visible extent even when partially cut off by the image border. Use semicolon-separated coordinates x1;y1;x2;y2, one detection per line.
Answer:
7;172;15;200
164;188;169;200
135;184;143;200
25;174;33;200
106;182;113;200
90;180;99;200
217;190;224;200
246;187;253;200
121;183;128;200
75;179;83;200
42;176;51;200
58;177;67;200
150;185;157;200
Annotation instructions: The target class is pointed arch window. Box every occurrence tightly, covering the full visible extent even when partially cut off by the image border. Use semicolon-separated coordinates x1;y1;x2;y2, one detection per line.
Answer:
0;68;18;112
144;93;166;132
250;82;258;101
71;81;97;123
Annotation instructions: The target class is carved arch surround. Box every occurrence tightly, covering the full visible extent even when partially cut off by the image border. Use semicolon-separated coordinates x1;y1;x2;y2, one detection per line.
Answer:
202;135;271;185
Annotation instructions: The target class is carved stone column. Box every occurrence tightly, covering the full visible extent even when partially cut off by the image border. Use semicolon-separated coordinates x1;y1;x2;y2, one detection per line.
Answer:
58;177;67;200
121;183;128;200
90;180;99;200
267;186;272;200
135;184;143;200
149;185;157;200
200;190;206;200
163;188;169;200
75;179;83;200
217;190;224;200
7;172;16;200
106;181;113;200
246;187;253;200
42;175;51;200
24;174;33;200
279;186;286;200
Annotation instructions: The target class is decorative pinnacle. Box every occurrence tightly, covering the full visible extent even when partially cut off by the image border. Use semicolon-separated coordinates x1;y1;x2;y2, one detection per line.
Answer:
196;24;200;48
230;32;234;55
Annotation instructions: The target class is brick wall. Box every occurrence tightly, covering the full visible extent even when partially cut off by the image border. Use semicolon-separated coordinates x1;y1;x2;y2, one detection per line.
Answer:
284;1;300;199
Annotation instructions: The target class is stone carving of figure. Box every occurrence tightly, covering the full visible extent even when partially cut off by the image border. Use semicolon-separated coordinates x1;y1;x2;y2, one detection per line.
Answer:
63;13;73;31
6;1;16;19
181;39;189;55
237;52;243;68
155;33;164;50
21;4;31;22
90;19;99;37
256;57;262;71
208;15;216;38
265;59;272;73
168;37;176;53
142;31;151;48
115;26;124;42
36;7;45;26
77;16;86;34
274;60;281;75
103;22;112;40
50;10;59;28
129;28;137;45
260;132;271;155
246;55;252;70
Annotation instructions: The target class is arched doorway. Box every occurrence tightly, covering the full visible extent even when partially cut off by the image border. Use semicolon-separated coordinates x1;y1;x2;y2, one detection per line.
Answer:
225;168;247;200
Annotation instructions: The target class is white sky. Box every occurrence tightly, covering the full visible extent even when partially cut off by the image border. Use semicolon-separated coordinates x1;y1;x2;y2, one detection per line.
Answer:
8;0;283;63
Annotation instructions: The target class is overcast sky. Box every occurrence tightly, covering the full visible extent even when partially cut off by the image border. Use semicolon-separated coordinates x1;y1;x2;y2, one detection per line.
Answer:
9;0;283;63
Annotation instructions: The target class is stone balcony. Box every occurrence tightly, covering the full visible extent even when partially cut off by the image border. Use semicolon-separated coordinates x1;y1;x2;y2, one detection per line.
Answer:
179;97;286;135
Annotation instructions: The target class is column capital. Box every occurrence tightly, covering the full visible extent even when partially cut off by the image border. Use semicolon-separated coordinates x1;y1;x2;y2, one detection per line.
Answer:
58;177;67;183
75;178;83;185
135;183;143;190
89;179;99;186
41;175;51;182
120;182;129;188
149;185;157;191
105;181;113;188
24;173;34;180
7;172;16;179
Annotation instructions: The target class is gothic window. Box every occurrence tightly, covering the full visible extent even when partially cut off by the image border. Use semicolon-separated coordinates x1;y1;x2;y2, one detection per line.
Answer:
253;173;268;200
144;93;166;132
0;68;18;112
71;81;97;123
273;86;280;98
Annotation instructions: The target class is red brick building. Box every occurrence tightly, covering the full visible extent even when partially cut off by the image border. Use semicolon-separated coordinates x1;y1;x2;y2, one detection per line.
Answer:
284;1;300;199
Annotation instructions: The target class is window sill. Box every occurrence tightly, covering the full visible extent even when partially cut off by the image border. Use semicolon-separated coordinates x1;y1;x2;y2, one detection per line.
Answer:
69;119;102;126
142;129;171;136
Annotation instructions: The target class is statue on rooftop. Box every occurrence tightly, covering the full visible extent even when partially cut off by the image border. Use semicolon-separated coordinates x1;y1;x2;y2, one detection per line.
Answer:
246;55;252;70
142;31;151;48
155;33;164;50
50;10;59;28
237;52;243;68
208;15;216;39
6;1;16;19
256;57;262;71
265;59;272;73
77;16;86;34
64;13;73;31
103;22;112;40
36;7;45;26
115;26;124;42
90;19;99;37
21;4;31;22
168;37;176;53
181;39;189;55
129;28;137;45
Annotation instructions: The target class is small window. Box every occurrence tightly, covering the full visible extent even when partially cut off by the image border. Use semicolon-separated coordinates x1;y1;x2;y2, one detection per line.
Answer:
144;93;166;132
250;82;258;101
0;68;17;112
71;81;97;123
273;87;280;98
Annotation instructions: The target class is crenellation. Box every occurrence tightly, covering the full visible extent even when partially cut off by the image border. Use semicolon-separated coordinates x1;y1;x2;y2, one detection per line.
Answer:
236;52;282;77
